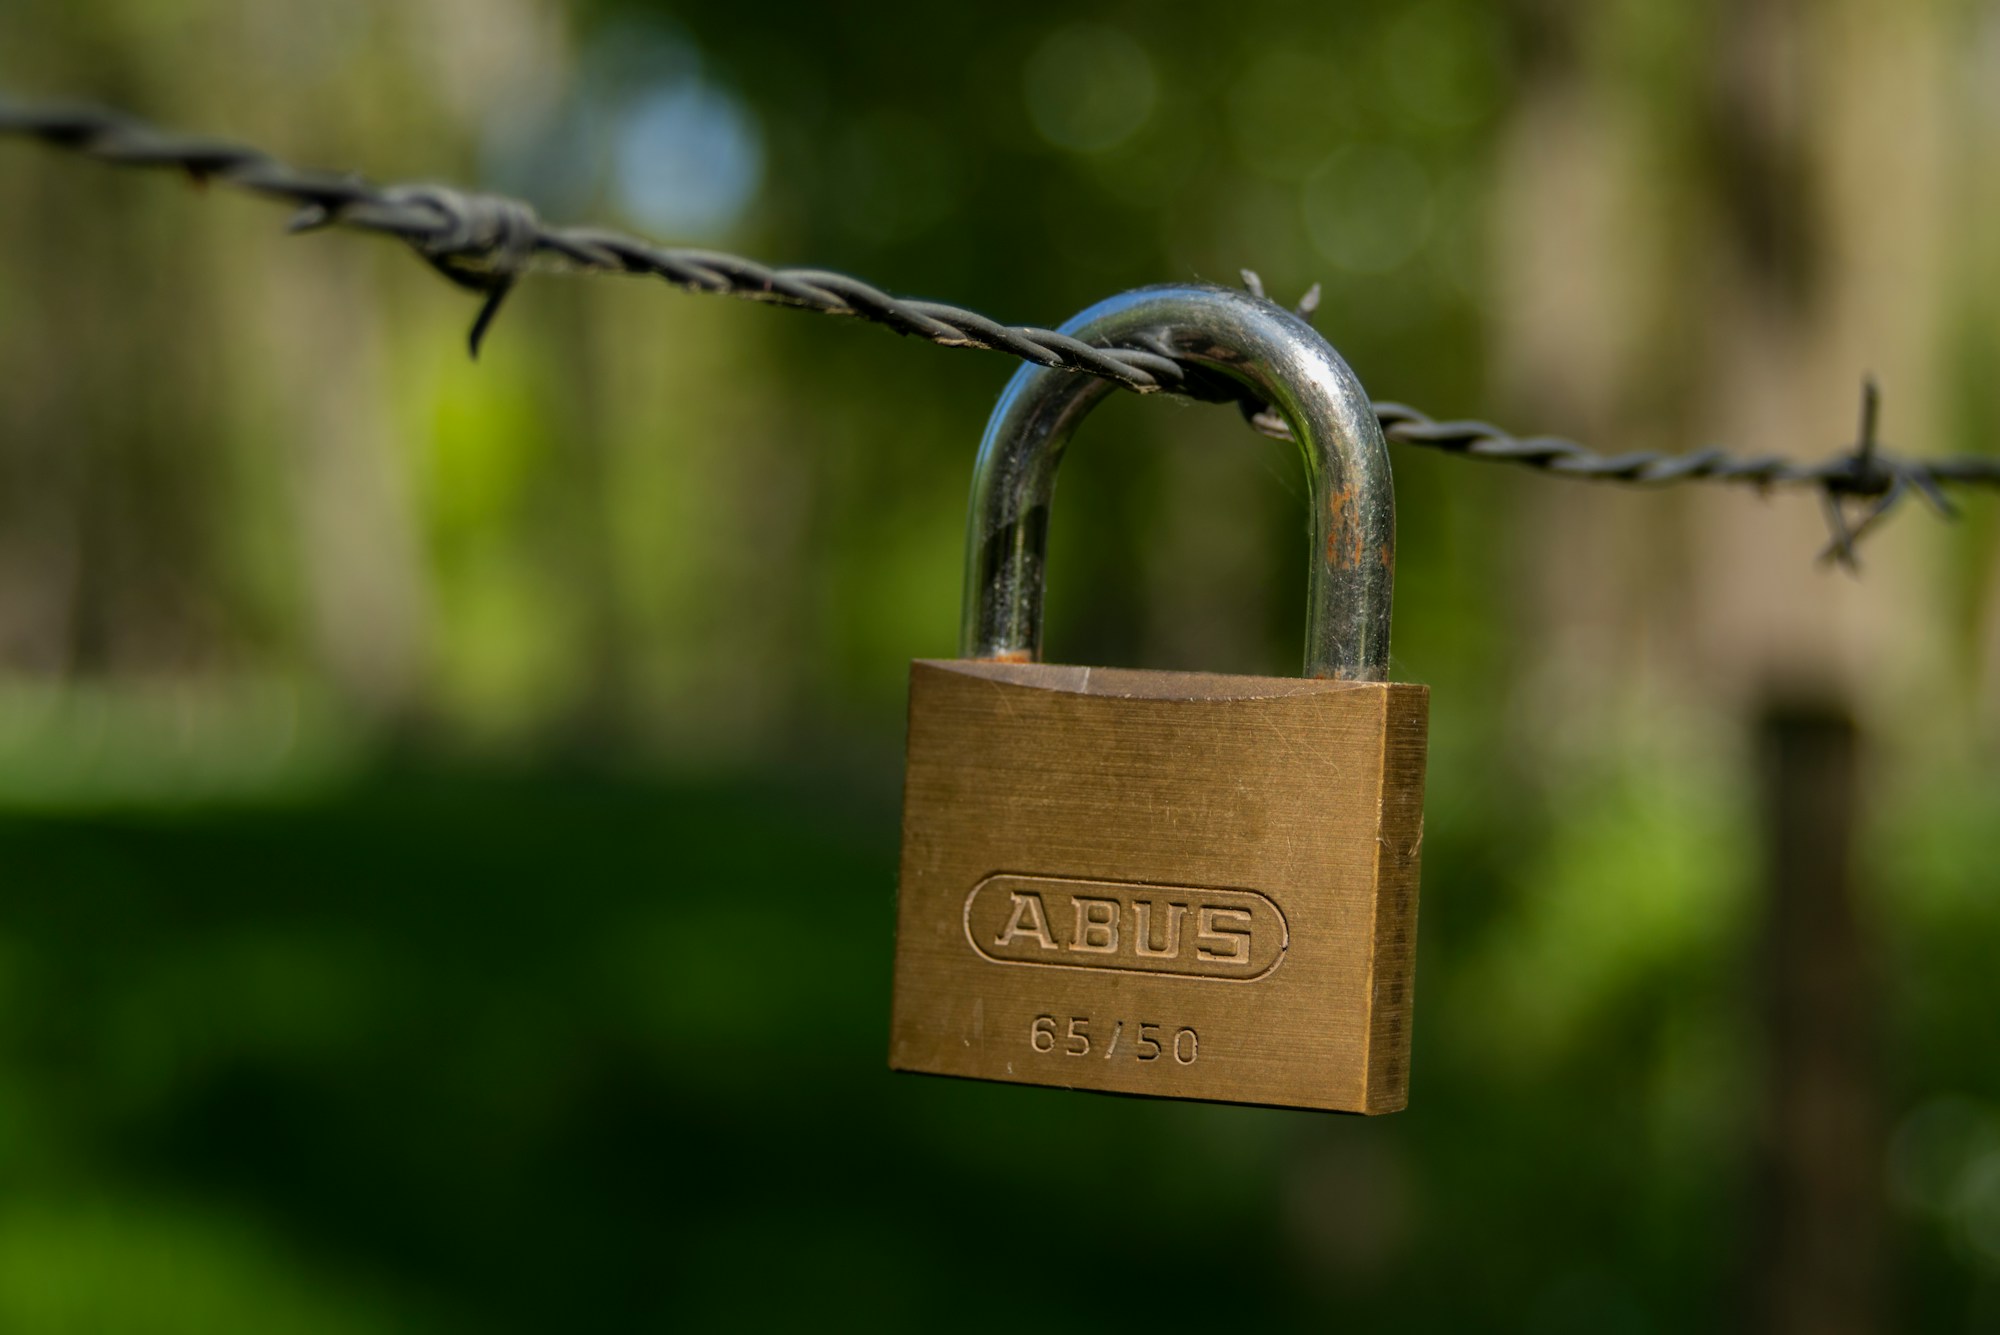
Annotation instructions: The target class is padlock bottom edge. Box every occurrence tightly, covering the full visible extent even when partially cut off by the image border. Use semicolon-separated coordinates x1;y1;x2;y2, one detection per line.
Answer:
885;1058;1400;1116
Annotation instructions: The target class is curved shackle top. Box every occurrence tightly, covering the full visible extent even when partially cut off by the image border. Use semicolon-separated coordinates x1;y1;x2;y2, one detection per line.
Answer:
962;283;1395;681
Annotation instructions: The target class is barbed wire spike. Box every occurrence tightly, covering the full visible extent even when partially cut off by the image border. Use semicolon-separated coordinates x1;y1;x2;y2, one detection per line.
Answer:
1295;281;1322;323
1237;269;1320;326
1812;378;1961;571
465;282;514;360
4;99;1999;561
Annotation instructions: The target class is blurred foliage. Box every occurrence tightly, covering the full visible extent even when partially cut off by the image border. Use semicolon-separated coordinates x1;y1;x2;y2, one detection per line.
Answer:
0;0;1999;1330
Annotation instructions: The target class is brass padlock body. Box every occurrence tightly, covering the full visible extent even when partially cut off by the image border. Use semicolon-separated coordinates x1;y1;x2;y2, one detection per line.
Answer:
889;283;1428;1114
890;660;1426;1114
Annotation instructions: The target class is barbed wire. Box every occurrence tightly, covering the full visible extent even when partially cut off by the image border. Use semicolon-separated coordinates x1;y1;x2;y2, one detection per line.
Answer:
3;99;1996;565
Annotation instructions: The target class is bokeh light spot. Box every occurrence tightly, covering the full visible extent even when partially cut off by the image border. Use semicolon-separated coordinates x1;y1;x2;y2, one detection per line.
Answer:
612;81;763;238
1382;0;1510;129
1963;1151;2000;1268
1225;51;1349;182
1023;24;1158;153
1302;145;1433;273
1889;1096;2000;1215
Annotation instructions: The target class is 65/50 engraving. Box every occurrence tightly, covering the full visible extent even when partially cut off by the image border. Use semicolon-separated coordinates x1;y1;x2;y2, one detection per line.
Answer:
1030;1014;1198;1065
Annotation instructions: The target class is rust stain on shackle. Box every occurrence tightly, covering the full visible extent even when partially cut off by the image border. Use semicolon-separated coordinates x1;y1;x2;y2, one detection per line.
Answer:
1327;482;1366;572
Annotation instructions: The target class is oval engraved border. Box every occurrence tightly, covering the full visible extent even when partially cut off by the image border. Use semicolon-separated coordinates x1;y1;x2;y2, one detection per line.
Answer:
962;873;1289;983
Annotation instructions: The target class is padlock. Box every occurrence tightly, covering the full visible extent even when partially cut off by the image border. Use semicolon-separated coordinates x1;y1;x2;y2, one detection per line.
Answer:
887;283;1428;1114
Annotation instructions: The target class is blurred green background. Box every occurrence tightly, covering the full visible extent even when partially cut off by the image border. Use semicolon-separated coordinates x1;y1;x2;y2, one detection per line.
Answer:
1;0;1998;1330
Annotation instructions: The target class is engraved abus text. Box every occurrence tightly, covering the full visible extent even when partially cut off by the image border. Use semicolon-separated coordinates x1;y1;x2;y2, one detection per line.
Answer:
964;874;1286;980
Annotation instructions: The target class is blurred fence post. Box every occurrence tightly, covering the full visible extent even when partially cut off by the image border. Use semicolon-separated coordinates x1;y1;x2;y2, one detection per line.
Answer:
1749;699;1884;1335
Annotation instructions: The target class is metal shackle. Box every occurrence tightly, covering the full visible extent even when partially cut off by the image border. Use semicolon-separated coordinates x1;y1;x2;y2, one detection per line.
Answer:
962;283;1395;681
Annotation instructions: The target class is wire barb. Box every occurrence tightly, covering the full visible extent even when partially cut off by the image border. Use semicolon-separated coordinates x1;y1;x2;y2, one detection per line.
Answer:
4;98;1998;559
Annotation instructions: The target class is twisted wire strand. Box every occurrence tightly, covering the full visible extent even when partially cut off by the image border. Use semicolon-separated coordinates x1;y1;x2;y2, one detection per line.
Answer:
0;102;1190;392
5;99;1999;562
